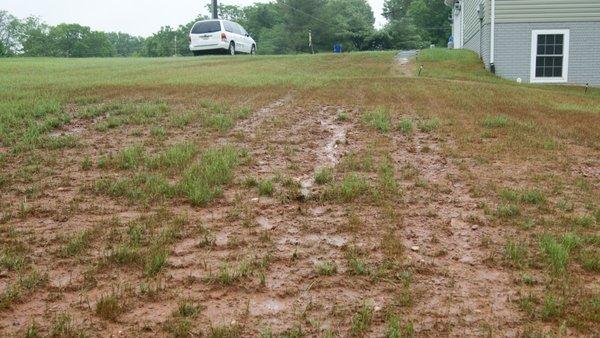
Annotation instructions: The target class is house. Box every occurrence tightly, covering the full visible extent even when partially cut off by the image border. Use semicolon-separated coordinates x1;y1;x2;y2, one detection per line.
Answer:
445;0;600;86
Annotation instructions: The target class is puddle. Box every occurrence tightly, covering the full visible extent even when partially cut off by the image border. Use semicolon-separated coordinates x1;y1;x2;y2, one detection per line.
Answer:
299;110;351;198
49;126;84;137
318;117;348;167
256;216;275;230
325;234;347;248
250;297;287;316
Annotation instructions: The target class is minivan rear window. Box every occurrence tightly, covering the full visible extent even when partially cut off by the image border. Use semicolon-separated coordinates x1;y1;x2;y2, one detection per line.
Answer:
191;21;221;34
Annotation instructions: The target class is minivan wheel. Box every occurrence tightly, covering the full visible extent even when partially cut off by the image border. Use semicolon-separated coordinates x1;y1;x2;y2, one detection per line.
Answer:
250;45;256;55
228;42;235;56
193;51;202;56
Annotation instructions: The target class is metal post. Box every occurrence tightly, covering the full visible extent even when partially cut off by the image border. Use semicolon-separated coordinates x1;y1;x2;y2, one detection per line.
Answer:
309;29;314;54
212;0;218;19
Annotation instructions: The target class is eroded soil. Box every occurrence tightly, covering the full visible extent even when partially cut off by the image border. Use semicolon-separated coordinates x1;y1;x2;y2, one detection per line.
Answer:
0;62;598;337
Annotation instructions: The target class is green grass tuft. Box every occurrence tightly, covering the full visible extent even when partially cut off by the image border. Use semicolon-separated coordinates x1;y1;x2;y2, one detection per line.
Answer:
483;115;510;128
397;118;413;134
362;107;392;132
315;167;333;185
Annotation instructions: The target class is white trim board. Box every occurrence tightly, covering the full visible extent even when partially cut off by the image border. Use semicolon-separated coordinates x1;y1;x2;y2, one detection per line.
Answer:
530;29;570;84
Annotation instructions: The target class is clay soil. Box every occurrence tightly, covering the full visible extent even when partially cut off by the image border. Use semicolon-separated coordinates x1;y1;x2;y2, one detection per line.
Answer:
0;51;598;337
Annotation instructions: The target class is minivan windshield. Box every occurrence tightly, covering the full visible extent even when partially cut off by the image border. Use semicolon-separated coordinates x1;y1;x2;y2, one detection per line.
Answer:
191;21;221;34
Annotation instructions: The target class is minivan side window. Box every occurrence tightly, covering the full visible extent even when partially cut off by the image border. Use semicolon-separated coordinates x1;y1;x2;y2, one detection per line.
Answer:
223;21;235;33
238;25;248;36
231;22;242;35
191;21;221;34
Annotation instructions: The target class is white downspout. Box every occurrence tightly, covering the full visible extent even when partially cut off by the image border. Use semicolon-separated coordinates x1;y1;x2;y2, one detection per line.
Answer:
490;0;496;73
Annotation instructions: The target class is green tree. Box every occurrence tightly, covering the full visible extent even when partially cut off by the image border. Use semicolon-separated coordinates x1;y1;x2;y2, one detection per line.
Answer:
322;0;375;51
383;0;450;48
277;0;327;52
0;11;21;55
383;0;413;20
406;0;451;46
106;32;145;56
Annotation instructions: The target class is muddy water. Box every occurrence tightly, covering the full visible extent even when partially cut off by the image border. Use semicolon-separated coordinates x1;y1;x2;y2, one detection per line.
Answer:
300;109;352;198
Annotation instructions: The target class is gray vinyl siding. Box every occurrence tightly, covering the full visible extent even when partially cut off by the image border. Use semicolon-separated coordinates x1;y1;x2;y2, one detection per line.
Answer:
464;23;491;69
493;22;600;85
496;0;600;23
463;0;491;45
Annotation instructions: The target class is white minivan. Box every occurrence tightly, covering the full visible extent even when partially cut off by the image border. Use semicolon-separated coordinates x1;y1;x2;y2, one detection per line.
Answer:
189;20;256;56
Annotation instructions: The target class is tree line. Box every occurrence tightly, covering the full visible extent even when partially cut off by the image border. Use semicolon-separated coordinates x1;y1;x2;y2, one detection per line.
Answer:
0;0;449;57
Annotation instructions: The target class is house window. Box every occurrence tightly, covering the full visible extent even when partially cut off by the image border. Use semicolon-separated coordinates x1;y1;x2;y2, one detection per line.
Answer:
530;30;569;83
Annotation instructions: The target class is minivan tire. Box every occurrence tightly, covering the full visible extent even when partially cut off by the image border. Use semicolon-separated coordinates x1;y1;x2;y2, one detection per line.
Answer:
193;51;202;56
251;45;256;55
228;42;235;56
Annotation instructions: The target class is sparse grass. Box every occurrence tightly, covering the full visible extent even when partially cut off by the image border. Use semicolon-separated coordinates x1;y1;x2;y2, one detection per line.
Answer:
209;322;242;338
541;294;564;321
60;229;92;257
500;188;546;205
80;156;93;170
95;172;174;204
0;268;48;310
42;135;78;149
362;107;392;132
95;292;126;321
150;125;167;139
178;146;240;206
175;300;202;318
332;173;370;202
315;261;338;276
110;144;147;170
397;118;413;134
417;117;440;132
207;260;254;286
387;315;414;338
258;179;274;196
539;235;571;275
483;115;510;128
50;313;84;338
315;167;333;185
337;112;350;121
497;204;520;218
144;246;168;277
504;240;528;268
204;103;251;132
2;48;600;336
350;304;374;337
374;159;400;201
108;244;140;265
148;142;198;172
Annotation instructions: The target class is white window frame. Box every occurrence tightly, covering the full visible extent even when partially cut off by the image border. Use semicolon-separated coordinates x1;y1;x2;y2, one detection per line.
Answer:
530;29;570;83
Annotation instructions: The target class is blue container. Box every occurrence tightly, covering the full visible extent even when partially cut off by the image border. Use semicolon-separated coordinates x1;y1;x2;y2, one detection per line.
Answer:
333;43;342;53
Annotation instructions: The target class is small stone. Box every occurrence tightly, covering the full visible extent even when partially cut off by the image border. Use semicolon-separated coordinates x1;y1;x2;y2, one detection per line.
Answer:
411;246;420;252
251;198;259;202
471;225;479;230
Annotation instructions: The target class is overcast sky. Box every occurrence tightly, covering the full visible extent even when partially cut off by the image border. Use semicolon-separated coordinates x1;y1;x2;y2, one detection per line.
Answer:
0;0;387;37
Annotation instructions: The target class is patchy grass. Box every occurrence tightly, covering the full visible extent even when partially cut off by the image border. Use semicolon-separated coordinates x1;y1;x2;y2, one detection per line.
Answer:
315;167;334;185
417;117;440;132
362;108;392;133
350;304;374;337
258;179;274;197
397;118;413;134
315;261;338;276
95;292;126;321
483;115;510;128
1;49;599;335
